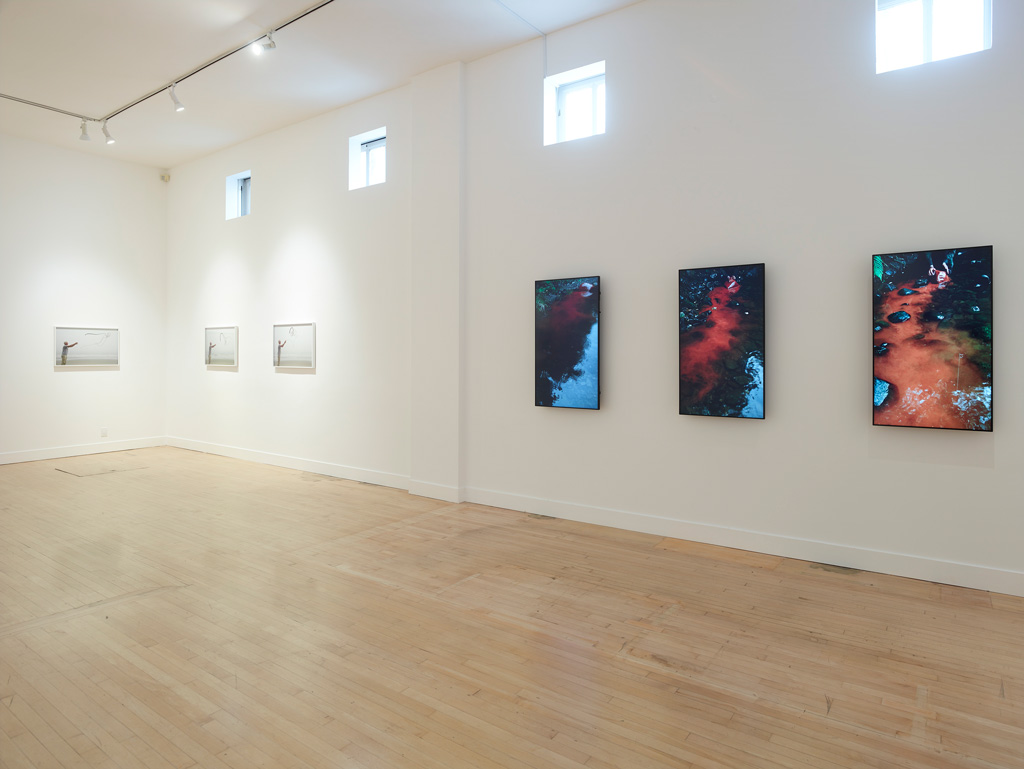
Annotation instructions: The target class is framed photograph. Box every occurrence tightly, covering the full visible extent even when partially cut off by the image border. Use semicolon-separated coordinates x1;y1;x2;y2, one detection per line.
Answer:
535;276;600;409
679;264;765;419
205;326;238;367
873;246;992;431
273;323;315;369
54;327;119;368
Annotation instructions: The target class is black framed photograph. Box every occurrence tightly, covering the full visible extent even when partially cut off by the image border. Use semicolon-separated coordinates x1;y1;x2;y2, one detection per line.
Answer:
535;276;600;409
873;246;992;431
678;264;765;418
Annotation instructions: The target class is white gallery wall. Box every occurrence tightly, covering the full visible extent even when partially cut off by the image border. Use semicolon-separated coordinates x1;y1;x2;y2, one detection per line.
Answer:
461;0;1024;594
4;0;1022;595
0;134;167;461
164;86;415;486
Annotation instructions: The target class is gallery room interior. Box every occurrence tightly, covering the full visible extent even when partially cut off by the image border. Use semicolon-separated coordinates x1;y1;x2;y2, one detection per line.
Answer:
1;1;1022;767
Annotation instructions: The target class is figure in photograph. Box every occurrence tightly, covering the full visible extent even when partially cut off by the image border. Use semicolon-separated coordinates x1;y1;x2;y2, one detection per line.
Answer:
535;277;600;409
60;340;78;365
204;327;238;367
872;246;992;431
678;264;765;419
271;324;314;368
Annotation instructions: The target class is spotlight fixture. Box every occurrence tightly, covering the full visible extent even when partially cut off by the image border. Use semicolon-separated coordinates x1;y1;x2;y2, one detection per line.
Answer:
3;1;360;148
251;30;276;55
169;84;185;112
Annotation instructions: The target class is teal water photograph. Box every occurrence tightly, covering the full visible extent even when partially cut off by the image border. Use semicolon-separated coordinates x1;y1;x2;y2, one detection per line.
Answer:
535;276;600;409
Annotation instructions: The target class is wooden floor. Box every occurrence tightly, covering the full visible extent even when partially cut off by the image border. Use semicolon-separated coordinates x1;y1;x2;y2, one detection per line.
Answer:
1;448;1022;769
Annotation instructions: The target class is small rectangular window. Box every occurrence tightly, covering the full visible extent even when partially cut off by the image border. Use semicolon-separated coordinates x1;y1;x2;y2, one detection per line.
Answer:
362;137;387;187
556;75;606;143
544;62;606;146
225;170;252;220
238;176;251;217
349;127;386;190
876;0;992;74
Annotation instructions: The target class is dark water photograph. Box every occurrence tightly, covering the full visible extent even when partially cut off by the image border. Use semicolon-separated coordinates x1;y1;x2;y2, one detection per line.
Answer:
535;276;600;409
679;264;765;419
872;246;992;431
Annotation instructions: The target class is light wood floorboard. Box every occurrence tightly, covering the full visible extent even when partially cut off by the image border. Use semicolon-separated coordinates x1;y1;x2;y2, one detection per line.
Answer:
1;447;1022;768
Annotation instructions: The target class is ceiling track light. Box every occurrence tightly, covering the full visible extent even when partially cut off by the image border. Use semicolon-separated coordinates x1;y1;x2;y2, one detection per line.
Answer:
169;83;185;112
4;0;344;148
251;30;276;55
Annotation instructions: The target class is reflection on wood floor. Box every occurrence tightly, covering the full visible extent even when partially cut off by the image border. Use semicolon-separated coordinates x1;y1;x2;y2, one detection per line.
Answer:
1;447;1022;768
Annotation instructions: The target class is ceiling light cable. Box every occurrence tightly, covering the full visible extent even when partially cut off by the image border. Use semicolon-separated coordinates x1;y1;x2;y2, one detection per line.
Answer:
169;84;185;112
488;0;547;75
79;120;90;141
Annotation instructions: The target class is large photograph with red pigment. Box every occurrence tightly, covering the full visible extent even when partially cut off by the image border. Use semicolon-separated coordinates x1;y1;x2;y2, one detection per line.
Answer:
535;276;600;409
679;264;765;418
873;246;992;431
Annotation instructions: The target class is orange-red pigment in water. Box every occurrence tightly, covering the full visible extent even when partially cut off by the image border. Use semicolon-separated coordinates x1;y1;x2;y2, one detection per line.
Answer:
680;279;742;400
545;285;594;335
874;279;987;429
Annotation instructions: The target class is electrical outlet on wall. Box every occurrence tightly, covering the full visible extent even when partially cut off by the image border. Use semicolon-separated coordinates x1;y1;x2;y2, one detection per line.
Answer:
100;427;108;437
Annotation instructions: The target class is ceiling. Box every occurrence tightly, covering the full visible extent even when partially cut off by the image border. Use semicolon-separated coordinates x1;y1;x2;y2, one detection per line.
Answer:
0;0;638;168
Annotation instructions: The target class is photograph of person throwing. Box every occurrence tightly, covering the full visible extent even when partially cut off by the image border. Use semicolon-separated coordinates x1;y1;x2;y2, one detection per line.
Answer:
60;341;78;365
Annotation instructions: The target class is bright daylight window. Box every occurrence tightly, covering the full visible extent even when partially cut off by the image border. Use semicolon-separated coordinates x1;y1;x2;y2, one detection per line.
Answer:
544;61;606;146
225;170;252;220
349;127;386;190
876;0;992;74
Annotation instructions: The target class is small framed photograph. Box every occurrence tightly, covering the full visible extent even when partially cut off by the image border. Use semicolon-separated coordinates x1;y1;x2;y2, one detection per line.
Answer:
205;326;238;367
273;323;315;369
54;327;119;368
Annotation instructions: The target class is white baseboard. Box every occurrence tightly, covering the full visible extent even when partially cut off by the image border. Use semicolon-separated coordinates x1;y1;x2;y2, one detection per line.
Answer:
0;437;165;465
166;436;410;490
5;437;1019;596
407;479;463;503
464;486;1024;597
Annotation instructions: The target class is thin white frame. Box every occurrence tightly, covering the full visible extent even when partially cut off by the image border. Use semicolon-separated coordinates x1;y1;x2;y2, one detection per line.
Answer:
272;323;316;369
54;327;120;368
205;326;239;368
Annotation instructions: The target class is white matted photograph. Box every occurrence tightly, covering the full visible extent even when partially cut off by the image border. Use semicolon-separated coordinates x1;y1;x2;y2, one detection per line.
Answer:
273;323;315;369
54;327;119;368
205;326;238;367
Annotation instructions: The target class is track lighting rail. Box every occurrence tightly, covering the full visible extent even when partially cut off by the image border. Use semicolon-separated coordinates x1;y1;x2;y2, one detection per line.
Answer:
0;0;548;143
0;0;340;136
0;93;98;122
